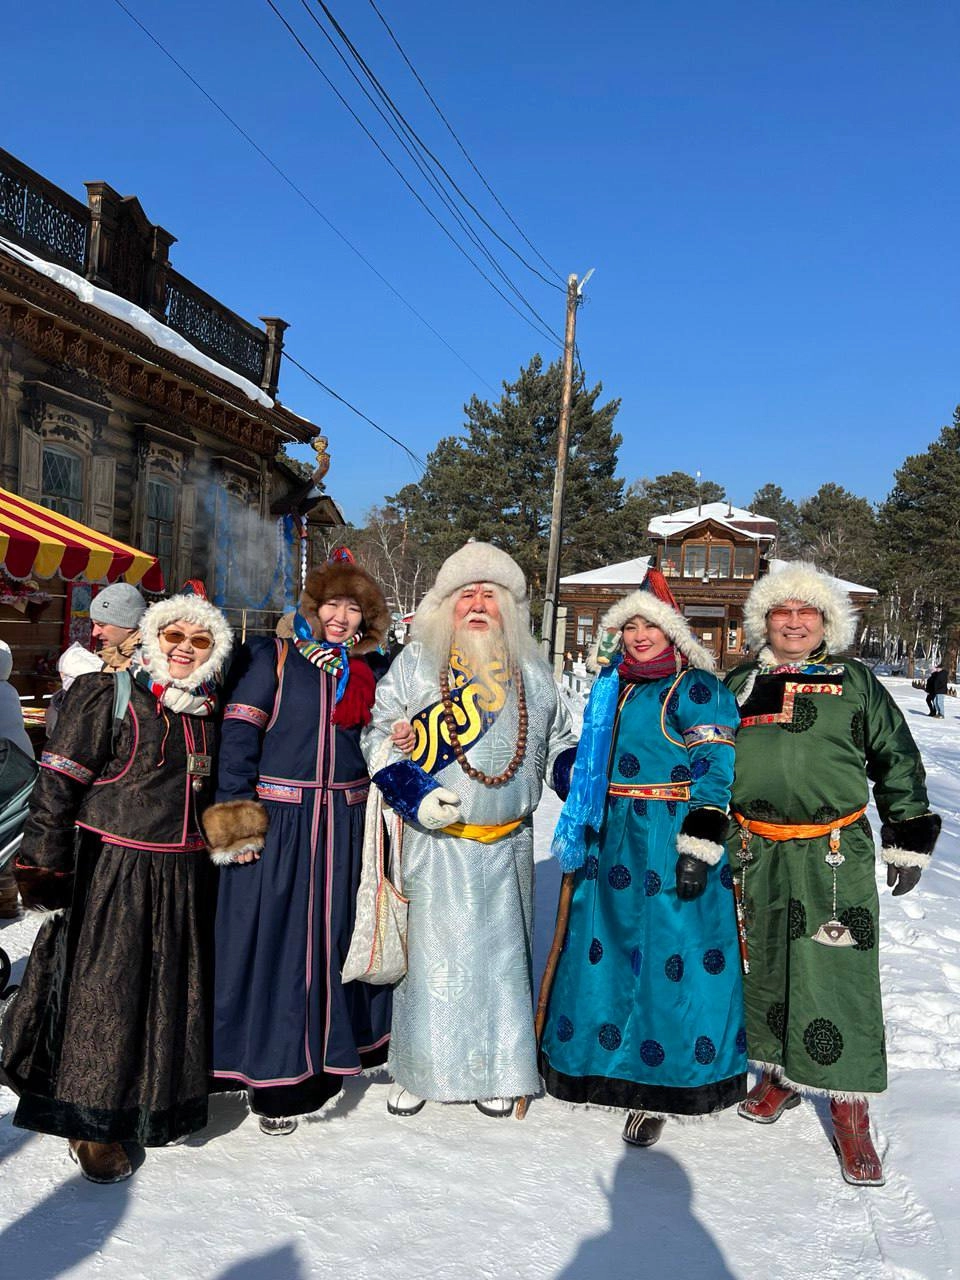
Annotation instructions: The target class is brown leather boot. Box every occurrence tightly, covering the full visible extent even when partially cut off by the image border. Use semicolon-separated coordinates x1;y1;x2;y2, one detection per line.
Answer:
738;1072;802;1123
68;1139;133;1184
0;864;20;919
622;1111;667;1147
830;1098;885;1186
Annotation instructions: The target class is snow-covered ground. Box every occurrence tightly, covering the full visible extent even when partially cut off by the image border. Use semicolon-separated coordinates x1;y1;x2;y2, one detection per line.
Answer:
1;677;957;1279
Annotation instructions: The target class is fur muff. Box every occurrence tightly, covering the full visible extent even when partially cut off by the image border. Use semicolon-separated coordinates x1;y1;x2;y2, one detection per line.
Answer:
588;589;715;673
742;561;857;654
301;561;389;656
676;806;729;866
14;861;75;914
880;812;941;869
202;799;269;865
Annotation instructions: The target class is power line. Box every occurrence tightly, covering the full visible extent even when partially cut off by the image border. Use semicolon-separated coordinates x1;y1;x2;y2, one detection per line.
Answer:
291;0;559;343
108;0;498;397
266;0;563;350
366;0;564;287
285;352;426;472
317;0;562;292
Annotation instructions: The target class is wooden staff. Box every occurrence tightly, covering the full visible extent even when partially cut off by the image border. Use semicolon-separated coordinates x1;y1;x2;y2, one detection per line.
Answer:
516;870;576;1120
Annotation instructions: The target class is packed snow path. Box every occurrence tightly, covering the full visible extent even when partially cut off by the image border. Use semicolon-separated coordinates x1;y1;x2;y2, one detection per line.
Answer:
1;678;957;1279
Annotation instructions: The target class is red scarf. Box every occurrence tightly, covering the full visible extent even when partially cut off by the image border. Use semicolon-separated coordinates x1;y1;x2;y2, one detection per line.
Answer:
330;657;376;728
618;645;684;683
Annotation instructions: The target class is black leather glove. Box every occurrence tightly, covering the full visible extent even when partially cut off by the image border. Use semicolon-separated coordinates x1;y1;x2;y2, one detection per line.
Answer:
676;854;708;901
886;863;922;897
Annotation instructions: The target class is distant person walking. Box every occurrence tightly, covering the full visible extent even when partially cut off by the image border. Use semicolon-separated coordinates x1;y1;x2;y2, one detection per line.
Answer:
925;665;947;718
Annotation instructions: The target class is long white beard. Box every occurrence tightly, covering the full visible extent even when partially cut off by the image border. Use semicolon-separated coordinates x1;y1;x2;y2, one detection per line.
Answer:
452;626;507;672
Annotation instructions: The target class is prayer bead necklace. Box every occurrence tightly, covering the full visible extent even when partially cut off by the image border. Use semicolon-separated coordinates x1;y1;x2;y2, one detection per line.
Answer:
438;667;528;786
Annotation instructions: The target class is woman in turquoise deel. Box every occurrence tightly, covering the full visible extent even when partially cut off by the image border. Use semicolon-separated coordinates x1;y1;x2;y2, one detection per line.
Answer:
541;571;747;1147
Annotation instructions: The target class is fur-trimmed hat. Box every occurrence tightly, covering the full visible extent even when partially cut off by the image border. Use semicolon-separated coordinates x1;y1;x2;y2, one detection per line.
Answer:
140;594;233;688
300;552;389;657
589;588;715;673
743;561;857;653
416;542;527;622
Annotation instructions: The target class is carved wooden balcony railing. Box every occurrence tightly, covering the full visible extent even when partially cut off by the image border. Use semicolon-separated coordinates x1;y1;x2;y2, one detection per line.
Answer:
165;269;267;386
0;148;88;271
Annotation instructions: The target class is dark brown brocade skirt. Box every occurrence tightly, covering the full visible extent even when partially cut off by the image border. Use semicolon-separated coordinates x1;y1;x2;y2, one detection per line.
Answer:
0;833;213;1145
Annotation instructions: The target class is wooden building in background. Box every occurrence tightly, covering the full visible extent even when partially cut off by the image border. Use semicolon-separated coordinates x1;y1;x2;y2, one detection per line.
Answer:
0;146;343;693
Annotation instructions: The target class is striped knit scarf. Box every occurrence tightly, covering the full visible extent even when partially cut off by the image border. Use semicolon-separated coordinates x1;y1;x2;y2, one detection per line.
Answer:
291;609;359;703
130;662;218;717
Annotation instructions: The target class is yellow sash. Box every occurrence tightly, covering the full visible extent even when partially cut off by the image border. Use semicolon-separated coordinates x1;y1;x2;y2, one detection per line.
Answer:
441;818;524;844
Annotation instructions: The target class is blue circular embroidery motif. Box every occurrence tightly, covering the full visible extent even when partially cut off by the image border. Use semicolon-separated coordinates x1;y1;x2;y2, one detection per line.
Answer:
695;1036;716;1064
644;870;662;896
689;681;712;705
665;954;684;982
630;947;643;975
584;855;599;881
720;865;734;891
608;864;632;890
589;938;604;965
632;797;647;817
670;765;692;783
735;1027;747;1055
618;753;640;779
556;1016;574;1042
703;949;726;975
640;1040;665;1067
599;1023;622;1051
691;758;711;779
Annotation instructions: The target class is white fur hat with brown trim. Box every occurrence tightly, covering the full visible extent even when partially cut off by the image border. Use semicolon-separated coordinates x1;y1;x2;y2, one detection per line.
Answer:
743;560;857;653
590;590;715;673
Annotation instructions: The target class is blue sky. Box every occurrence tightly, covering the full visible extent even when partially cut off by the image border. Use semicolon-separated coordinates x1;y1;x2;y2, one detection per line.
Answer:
6;1;958;523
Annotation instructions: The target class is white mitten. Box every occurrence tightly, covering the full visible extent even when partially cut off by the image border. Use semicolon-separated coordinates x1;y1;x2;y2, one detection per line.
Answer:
416;787;462;829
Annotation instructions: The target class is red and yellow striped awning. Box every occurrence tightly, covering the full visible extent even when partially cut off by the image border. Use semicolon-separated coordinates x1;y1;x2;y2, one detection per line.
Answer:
0;486;165;592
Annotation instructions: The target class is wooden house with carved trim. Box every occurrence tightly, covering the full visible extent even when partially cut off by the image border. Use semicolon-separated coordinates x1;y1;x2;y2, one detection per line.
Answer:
0;146;343;692
559;502;876;670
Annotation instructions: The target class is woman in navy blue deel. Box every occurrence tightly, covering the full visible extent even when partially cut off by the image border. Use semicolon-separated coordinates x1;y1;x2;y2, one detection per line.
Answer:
541;571;747;1148
203;550;392;1135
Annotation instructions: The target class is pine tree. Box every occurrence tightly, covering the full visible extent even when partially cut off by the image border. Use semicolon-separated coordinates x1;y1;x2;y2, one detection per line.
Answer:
750;484;801;556
797;484;881;584
386;355;631;618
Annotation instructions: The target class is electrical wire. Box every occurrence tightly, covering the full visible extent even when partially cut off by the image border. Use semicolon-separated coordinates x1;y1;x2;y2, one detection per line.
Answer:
266;0;563;350
285;352;426;472
366;0;564;287
108;0;498;396
292;0;558;342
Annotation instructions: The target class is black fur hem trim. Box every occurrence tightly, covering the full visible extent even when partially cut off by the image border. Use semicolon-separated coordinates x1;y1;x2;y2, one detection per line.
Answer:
880;812;941;856
13;863;74;914
540;1057;746;1116
679;807;729;846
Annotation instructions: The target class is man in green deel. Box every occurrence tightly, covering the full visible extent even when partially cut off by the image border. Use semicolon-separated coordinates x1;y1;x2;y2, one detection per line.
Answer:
725;561;940;1188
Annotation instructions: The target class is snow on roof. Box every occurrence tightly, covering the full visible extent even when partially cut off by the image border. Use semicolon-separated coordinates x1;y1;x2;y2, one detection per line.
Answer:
0;234;275;411
767;558;877;597
560;555;651;586
648;502;777;542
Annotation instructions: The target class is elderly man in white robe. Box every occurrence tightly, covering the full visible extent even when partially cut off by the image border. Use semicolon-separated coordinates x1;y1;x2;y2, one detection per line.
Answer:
363;542;577;1118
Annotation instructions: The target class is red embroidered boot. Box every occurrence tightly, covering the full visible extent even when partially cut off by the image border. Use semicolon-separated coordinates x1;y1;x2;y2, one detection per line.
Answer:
738;1072;802;1124
830;1098;885;1186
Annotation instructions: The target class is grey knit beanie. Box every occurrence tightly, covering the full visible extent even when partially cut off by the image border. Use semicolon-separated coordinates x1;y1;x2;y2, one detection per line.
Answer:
89;583;147;629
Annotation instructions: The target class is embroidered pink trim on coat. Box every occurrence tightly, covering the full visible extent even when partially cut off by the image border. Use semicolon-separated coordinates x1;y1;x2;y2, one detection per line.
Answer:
41;752;94;785
225;703;270;729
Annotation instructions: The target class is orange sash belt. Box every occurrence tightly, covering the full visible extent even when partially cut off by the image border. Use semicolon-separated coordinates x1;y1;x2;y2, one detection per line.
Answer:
733;805;866;842
608;782;691;801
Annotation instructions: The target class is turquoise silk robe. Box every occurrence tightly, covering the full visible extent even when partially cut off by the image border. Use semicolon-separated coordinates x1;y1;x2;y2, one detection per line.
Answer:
541;668;748;1115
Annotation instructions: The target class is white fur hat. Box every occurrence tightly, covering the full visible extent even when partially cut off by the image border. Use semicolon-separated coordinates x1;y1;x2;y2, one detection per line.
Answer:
743;561;857;653
425;541;527;607
0;639;12;683
590;590;715;673
140;594;233;689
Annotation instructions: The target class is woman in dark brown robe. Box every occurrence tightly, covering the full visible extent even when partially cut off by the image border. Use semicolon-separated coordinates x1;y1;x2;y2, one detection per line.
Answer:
0;593;232;1183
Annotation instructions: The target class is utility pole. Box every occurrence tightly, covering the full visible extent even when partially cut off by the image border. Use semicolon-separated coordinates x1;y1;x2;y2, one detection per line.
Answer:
541;271;589;660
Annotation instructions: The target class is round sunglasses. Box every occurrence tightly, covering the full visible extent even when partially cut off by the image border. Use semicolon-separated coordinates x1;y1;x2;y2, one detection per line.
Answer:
160;628;214;651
